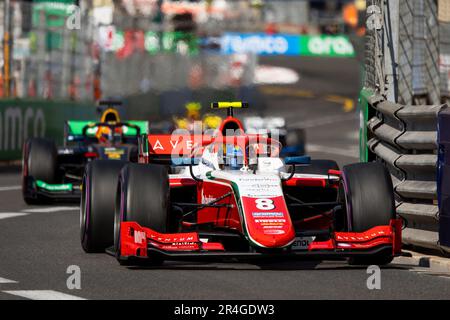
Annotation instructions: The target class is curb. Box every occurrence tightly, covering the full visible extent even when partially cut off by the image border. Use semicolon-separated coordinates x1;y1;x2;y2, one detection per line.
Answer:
397;250;450;273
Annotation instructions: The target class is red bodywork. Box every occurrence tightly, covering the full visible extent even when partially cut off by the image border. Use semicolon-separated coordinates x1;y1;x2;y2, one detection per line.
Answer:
122;120;402;261
120;220;402;259
120;166;402;260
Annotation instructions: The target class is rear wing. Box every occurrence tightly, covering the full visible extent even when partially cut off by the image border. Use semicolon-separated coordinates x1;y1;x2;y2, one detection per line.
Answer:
65;120;149;142
139;134;212;164
211;101;248;117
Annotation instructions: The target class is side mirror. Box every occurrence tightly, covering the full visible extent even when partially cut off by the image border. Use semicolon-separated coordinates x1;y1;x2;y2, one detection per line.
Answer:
171;157;201;166
282;156;311;181
284;156;311;165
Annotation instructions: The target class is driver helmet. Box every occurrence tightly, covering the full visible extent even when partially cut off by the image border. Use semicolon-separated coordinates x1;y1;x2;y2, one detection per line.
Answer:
97;108;122;142
224;144;244;170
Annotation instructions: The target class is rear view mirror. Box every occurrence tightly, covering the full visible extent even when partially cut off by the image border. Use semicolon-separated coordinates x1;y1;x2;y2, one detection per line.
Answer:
171;157;201;166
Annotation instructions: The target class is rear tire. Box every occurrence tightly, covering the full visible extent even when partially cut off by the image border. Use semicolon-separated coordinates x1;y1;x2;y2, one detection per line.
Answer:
22;138;57;205
114;163;170;265
80;160;127;253
342;162;396;265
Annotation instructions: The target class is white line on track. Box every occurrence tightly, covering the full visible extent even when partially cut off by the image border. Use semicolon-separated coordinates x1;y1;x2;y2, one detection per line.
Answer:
0;186;21;192
0;277;18;284
3;290;86;300
22;206;79;213
0;213;29;220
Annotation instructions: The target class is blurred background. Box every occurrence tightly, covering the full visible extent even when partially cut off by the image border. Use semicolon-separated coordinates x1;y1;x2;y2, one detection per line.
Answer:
0;0;366;163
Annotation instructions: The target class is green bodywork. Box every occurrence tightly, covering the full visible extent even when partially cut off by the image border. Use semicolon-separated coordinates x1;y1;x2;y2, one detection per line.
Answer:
66;120;149;137
36;180;73;192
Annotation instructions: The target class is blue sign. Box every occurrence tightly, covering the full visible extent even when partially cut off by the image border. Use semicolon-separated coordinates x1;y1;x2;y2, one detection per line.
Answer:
220;33;300;55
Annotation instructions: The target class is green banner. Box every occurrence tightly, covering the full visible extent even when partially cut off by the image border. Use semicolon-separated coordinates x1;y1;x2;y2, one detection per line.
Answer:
0;100;96;161
145;31;198;55
299;35;355;57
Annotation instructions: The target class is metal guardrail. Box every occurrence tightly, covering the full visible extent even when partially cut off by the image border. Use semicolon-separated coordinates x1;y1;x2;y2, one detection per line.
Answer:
366;92;448;249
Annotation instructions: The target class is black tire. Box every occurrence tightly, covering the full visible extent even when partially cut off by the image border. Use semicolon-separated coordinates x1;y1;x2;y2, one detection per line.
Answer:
114;163;170;265
342;162;396;265
295;159;339;175
22;138;57;204
81;160;127;253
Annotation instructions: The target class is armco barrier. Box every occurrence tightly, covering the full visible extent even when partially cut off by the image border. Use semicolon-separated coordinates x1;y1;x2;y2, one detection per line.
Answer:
438;108;450;252
0;100;96;161
360;88;448;250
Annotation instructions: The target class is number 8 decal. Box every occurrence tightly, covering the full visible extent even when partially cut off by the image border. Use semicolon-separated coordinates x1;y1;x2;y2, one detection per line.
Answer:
255;198;275;210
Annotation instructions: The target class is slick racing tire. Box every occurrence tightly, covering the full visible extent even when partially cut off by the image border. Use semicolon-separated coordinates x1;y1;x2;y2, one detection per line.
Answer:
22;138;58;205
342;162;396;265
81;160;127;253
114;163;170;265
294;159;339;175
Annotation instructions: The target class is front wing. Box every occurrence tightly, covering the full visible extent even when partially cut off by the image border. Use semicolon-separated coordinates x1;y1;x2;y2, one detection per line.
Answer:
23;176;81;202
118;219;403;262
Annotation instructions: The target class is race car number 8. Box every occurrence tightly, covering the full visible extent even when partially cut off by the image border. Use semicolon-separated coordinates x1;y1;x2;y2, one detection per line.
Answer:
255;199;275;210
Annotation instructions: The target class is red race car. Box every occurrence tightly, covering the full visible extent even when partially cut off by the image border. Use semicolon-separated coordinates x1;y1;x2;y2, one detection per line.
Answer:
80;102;402;266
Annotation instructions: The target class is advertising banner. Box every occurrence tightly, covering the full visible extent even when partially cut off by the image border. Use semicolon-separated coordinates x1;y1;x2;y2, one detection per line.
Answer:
299;35;355;57
0;100;96;161
221;33;300;56
220;33;355;58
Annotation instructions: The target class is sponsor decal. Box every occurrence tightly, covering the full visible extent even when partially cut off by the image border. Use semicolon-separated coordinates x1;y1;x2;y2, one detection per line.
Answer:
153;140;164;150
201;192;217;205
251;212;284;218
134;231;146;244
299;35;355;57
291;236;316;250
219;33;355;57
0;106;46;152
221;33;299;55
148;134;205;155
36;180;73;192
241;194;295;246
233;176;283;198
254;219;286;224
104;147;124;160
263;229;285;235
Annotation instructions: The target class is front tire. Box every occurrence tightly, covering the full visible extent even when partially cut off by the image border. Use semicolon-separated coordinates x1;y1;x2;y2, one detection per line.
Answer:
342;162;396;265
114;163;170;265
22;138;57;204
80;160;127;253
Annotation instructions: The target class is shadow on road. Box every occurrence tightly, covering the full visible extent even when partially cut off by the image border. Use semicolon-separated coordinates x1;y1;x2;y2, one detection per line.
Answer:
126;259;417;272
0;164;21;174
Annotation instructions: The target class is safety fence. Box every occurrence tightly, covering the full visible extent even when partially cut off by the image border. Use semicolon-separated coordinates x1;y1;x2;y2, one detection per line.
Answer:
101;52;257;98
361;88;448;250
0;1;96;101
